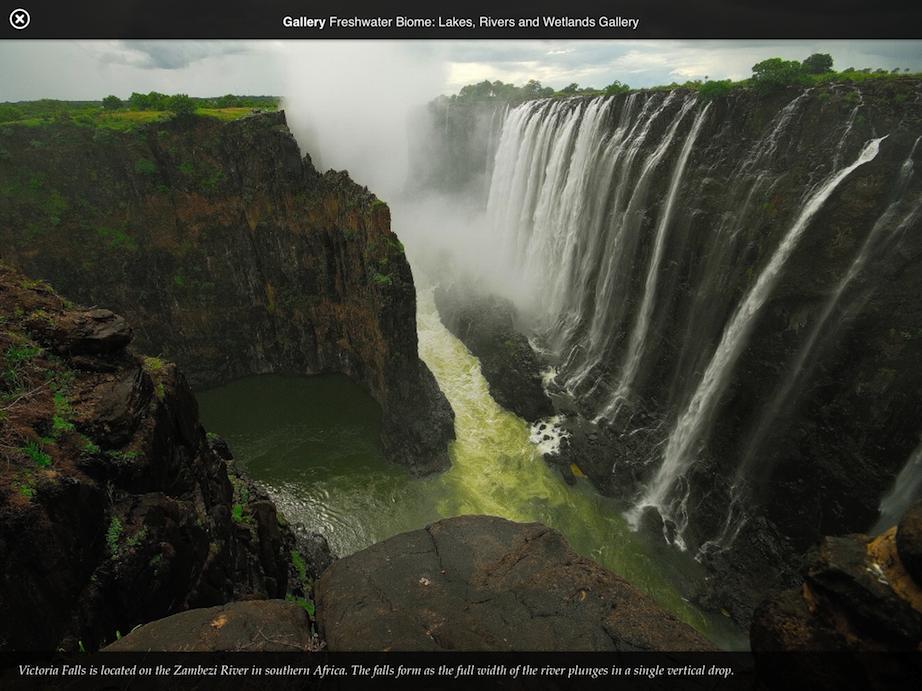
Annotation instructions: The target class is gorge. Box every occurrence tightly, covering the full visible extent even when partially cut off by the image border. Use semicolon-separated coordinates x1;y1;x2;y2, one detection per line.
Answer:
2;74;922;653
411;79;922;623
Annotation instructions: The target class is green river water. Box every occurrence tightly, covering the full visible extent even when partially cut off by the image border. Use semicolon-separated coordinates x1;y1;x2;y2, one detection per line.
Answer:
197;288;745;649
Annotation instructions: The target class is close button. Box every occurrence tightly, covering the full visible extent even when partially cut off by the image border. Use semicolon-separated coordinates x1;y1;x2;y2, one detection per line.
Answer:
9;8;31;29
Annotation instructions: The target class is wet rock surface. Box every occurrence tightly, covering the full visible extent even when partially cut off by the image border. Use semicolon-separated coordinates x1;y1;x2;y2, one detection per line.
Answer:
29;308;133;356
316;515;713;651
434;283;552;422
103;600;315;652
292;526;336;581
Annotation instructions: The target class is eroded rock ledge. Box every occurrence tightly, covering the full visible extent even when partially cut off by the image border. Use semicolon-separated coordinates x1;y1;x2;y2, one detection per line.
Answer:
315;515;713;651
751;499;922;653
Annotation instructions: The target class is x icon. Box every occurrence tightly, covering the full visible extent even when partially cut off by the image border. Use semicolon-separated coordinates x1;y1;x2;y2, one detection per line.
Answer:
9;8;30;29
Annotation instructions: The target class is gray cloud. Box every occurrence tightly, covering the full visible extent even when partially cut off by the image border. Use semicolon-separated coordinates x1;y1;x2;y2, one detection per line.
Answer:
92;40;254;69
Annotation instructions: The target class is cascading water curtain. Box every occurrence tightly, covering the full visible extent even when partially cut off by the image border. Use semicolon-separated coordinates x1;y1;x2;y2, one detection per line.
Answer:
486;91;922;551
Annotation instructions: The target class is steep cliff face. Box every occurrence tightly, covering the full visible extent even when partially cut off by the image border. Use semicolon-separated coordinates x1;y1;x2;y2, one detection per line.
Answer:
421;79;922;622
0;111;453;474
0;264;307;651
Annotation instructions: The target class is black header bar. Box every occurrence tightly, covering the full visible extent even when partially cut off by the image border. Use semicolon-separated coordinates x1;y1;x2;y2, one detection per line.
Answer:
2;0;922;39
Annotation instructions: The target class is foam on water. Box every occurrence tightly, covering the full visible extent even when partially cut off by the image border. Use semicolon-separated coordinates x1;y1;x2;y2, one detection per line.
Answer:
528;414;570;456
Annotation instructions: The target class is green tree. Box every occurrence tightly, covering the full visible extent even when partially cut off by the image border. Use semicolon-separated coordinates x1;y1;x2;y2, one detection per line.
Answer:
603;80;630;95
147;92;170;110
166;94;195;117
458;80;495;100
102;95;123;111
522;79;553;98
802;53;834;74
128;92;150;110
216;94;240;108
751;58;807;90
558;83;580;94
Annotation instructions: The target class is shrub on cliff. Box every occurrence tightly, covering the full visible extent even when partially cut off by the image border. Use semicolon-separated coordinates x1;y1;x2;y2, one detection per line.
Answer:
699;79;734;100
0;105;25;123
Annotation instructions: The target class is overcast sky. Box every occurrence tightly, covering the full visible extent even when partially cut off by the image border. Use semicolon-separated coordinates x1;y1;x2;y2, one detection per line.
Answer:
1;40;920;102
3;39;918;199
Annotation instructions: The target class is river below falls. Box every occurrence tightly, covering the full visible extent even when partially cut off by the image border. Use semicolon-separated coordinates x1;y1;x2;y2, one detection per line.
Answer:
197;287;747;649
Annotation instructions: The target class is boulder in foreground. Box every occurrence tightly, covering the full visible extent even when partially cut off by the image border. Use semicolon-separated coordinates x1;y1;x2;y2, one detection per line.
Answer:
315;515;713;651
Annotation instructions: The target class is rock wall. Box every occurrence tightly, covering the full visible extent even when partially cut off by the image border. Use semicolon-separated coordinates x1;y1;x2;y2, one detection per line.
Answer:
0;111;453;474
434;283;552;422
0;264;314;650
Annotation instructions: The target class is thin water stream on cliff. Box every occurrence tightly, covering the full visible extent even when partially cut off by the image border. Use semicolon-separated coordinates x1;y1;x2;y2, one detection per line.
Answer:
198;288;746;649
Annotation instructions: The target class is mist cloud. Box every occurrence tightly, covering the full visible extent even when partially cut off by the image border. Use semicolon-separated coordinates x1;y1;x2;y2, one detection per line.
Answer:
280;42;447;200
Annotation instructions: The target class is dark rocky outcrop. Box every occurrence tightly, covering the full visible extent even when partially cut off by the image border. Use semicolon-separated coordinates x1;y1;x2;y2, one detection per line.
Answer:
896;500;922;584
750;514;922;686
0;111;453;475
434;284;552;422
103;600;316;652
751;502;922;654
315;515;713;651
0;264;319;651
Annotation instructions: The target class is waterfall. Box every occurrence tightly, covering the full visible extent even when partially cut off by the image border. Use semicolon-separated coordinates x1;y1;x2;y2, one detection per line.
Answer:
874;440;922;534
662;92;810;417
703;137;922;553
482;104;509;200
832;89;865;169
482;88;916;554
487;93;712;397
605;103;711;414
629;136;887;547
